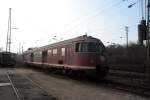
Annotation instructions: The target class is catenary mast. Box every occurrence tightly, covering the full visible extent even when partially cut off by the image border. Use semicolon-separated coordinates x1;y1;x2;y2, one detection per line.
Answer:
6;8;11;52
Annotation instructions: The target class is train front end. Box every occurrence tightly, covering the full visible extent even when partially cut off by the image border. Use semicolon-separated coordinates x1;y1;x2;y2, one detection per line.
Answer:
73;36;108;77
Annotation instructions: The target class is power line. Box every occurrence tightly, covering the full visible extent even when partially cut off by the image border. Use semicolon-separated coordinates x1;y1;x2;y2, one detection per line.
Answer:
14;1;139;46
16;1;132;43
63;0;141;40
63;0;125;38
63;0;111;28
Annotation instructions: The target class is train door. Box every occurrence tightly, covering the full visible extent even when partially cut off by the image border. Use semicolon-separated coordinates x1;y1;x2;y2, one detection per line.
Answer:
30;53;34;62
66;46;72;65
63;48;66;64
42;50;47;63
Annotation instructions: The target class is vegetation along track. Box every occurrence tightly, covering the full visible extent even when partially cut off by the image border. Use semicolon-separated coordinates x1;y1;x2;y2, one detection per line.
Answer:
6;68;57;100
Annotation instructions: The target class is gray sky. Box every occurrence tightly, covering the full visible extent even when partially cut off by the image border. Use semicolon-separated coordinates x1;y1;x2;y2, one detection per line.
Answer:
0;0;145;53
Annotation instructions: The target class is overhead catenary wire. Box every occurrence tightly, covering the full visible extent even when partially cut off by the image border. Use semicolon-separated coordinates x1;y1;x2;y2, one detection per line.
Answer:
64;1;139;41
63;0;141;40
86;0;140;44
63;0;111;28
14;0;140;48
17;0;125;44
62;0;126;39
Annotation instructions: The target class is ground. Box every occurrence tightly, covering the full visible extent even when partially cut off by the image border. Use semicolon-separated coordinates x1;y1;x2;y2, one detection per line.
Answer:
0;68;149;100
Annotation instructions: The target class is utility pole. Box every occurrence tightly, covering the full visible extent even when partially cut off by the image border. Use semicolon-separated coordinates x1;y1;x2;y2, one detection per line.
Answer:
146;0;150;84
141;0;144;20
6;8;11;52
125;26;129;48
19;43;21;54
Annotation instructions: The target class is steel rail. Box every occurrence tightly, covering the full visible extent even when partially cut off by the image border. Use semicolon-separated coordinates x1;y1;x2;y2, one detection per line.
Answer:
6;70;21;100
22;73;50;95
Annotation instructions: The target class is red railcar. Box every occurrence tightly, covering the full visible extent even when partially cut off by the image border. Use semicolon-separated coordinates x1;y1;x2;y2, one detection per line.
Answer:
23;35;108;77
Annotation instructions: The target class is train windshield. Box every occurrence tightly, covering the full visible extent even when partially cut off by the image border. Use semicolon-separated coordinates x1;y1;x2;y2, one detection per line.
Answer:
75;42;105;53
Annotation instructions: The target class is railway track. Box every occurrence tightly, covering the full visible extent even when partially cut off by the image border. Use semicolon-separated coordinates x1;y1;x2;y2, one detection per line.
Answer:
34;67;150;97
5;68;57;100
3;67;150;98
1;68;150;100
6;70;21;100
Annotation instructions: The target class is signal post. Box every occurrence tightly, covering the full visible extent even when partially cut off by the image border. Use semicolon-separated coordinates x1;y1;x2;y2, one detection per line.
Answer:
147;0;150;85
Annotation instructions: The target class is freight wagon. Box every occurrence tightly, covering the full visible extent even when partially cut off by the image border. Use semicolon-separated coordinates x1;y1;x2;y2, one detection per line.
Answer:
0;52;16;66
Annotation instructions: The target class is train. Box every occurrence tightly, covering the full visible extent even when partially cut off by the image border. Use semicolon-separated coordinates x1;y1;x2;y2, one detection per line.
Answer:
23;35;108;77
0;52;16;66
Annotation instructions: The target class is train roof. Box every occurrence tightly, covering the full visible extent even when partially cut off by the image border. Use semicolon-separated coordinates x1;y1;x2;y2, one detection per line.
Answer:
24;35;103;53
0;52;17;56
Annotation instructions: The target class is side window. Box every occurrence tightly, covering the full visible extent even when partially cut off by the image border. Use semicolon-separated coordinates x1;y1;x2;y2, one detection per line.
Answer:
75;43;80;52
39;51;42;57
34;52;37;57
82;43;88;52
52;49;58;56
61;48;65;56
34;51;42;57
30;53;34;62
48;50;52;56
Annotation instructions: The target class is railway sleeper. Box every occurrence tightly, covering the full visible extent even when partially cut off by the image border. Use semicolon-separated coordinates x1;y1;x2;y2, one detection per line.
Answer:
109;70;146;79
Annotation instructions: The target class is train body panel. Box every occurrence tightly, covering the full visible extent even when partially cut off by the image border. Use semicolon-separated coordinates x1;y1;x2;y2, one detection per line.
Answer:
23;35;108;77
73;53;99;66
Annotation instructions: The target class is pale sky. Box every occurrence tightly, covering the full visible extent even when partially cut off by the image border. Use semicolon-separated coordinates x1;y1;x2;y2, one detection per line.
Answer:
0;0;145;53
